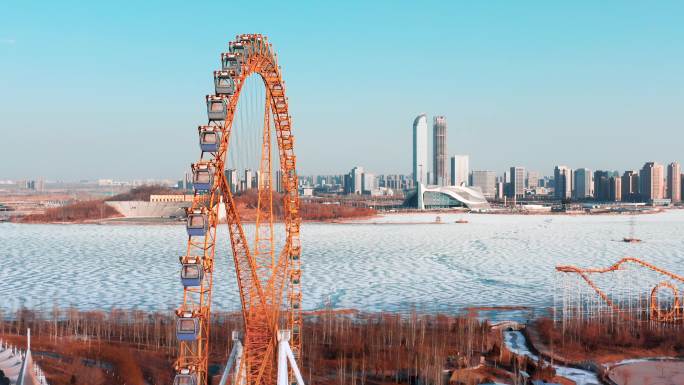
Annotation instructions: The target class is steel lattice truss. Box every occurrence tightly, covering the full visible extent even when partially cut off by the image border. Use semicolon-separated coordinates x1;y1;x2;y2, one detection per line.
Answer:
554;257;684;331
175;34;302;385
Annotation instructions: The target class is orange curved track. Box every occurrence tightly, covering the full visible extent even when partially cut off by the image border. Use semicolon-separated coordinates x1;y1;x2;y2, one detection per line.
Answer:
650;281;681;322
556;257;684;322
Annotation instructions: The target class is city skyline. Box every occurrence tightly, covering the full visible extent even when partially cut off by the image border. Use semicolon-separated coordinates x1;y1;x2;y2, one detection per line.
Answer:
2;1;684;180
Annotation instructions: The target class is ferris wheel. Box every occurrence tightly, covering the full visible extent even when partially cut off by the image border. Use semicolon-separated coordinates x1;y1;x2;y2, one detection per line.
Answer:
173;34;304;385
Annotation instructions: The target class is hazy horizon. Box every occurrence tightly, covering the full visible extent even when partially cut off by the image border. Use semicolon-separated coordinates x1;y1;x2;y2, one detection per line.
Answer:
1;1;682;180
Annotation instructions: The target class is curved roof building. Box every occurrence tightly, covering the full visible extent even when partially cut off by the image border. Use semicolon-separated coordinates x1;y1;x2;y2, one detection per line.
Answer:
404;183;491;211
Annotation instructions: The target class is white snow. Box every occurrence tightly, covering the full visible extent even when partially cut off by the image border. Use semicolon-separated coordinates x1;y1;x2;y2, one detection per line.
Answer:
1;210;683;318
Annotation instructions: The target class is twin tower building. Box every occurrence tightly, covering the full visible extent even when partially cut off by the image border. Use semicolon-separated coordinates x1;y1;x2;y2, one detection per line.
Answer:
412;114;451;186
409;114;490;210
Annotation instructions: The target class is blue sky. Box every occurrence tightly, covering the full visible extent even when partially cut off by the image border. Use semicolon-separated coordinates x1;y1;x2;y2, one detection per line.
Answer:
1;1;682;180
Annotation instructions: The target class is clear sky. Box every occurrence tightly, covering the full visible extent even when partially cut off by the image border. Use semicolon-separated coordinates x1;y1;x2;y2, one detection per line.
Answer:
1;1;682;180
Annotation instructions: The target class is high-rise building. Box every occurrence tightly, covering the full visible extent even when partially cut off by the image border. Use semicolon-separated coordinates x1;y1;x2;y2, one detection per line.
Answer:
351;166;364;194
226;169;239;193
412;114;429;186
621;171;639;202
183;171;193;191
667;162;681;203
362;172;375;194
503;171;510;197
244;169;254;191
610;176;622;202
432;116;448;185
495;181;505;200
640;162;664;202
385;174;402;191
593;170;611;201
450;155;469;187
35;178;45;192
254;172;261;189
509;166;525;198
574;168;593;199
471;170;497;198
526;171;540;189
343;174;352;194
554;166;573;200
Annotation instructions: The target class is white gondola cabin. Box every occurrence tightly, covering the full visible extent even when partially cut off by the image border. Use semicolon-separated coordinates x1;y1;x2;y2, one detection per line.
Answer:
176;312;199;341
191;163;214;192
173;369;198;385
198;126;220;153
213;71;236;96
206;95;227;121
186;209;208;236
180;256;203;287
229;41;246;56
221;52;242;75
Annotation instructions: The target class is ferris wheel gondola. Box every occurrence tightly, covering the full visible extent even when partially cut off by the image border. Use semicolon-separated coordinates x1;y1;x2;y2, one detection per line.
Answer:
198;126;221;153
185;209;207;237
176;313;200;342
179;256;204;287
173;370;198;385
213;71;236;96
190;163;214;192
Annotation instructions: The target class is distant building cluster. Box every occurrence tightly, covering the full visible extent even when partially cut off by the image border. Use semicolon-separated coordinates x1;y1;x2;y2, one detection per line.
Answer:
223;169;270;194
550;161;681;205
293;114;682;209
296;168;414;197
0;178;178;195
2;179;46;192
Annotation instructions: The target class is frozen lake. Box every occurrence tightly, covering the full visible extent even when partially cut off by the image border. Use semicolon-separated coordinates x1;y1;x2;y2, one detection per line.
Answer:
1;210;683;318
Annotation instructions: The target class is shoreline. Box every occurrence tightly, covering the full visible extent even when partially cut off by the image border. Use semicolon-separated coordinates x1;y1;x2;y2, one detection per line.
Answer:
4;206;673;225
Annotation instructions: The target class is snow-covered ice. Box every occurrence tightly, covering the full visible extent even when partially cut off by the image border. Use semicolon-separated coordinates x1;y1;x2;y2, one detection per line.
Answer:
1;210;683;316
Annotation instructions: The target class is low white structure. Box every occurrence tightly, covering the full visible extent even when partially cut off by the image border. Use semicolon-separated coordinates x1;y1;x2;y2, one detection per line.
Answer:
0;330;49;385
216;330;305;385
405;183;490;211
106;201;190;218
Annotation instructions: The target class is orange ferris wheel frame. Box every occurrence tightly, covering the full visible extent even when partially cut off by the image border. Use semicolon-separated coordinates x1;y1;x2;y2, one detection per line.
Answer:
175;34;302;385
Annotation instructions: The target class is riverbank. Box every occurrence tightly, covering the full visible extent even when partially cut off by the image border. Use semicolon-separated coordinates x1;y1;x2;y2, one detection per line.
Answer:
8;306;680;385
1;307;499;385
527;317;684;384
7;185;676;225
9;189;378;224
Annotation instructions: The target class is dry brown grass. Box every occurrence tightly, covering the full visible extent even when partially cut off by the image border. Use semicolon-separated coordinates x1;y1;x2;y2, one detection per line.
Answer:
105;185;179;202
1;307;498;385
14;200;121;223
236;188;377;221
14;186;375;224
534;316;684;362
